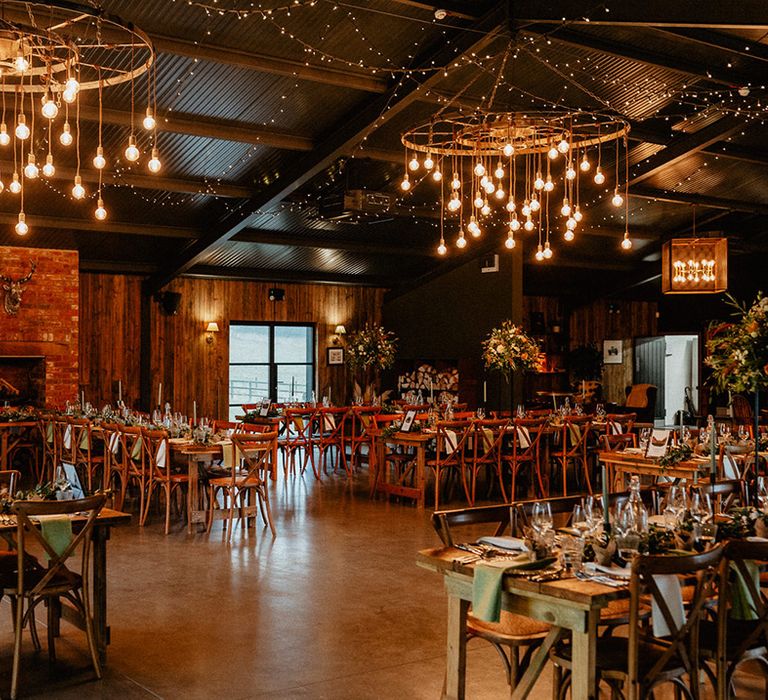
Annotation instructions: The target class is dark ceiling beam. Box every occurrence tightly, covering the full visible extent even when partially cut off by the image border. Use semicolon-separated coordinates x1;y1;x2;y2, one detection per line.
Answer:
233;229;435;257
627;116;744;186
522;26;759;86
630;187;768;216
186;265;391;287
653;28;768;64
146;4;507;293
386;0;486;20
80;260;159;274
151;34;388;94
512;1;768;29
78;105;313;152
0;160;251;199
0;212;197;238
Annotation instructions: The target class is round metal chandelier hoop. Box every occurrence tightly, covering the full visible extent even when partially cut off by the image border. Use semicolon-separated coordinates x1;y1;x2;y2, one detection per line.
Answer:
0;0;154;94
401;112;630;157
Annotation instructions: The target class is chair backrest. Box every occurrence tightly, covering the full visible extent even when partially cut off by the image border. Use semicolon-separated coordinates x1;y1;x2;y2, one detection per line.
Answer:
230;431;278;484
0;470;21;498
213;420;240;433
731;394;754;421
561;416;592;451
431;504;512;547
12;493;107;597
720;539;768;672
318;407;348;438
605;412;637;435
629;546;724;691
695;479;744;512
434;420;472;461
470;419;509;461
284;408;315;438
511;417;546;458
141;428;169;477
119;425;144;468
371;413;402;430
608;487;657;515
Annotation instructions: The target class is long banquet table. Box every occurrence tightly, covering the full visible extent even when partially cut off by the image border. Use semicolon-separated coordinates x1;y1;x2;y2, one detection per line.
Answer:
418;546;621;699
599;449;709;489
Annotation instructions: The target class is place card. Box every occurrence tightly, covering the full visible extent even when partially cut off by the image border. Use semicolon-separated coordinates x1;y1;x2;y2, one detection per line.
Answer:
400;410;416;432
645;429;671;459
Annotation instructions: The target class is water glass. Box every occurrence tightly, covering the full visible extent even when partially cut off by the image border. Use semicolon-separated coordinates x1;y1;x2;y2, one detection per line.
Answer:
531;501;553;537
516;404;526;419
560;535;585;573
738;424;747;441
476;407;485;420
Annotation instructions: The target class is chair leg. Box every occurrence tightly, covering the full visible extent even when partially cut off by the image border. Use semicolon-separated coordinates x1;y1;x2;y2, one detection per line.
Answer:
47;597;57;662
11;595;24;700
260;486;276;536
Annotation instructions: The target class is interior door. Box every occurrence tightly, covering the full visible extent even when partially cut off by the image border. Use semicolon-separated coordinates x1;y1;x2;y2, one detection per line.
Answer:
634;336;666;421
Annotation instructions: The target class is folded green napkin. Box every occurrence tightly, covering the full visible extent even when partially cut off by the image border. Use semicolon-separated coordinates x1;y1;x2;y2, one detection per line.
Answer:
46;423;54;443
472;555;550;623
130;437;143;460
39;515;73;560
730;560;760;621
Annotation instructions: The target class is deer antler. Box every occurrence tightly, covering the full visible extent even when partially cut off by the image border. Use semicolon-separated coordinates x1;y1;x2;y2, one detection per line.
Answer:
16;261;36;285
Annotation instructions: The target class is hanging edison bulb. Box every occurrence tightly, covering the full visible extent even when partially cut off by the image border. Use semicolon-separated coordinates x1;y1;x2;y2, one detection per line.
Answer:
456;230;467;248
483;179;495;195
423;154;434;170
467;216;481;237
564;229;575;242
611;189;624;207
548;145;559;159
566;217;577;230
148;147;162;173
93;146;106;170
474;192;484;208
535;244;544;261
42;154;55;177
557;137;570;154
447;191;461;211
24;154;38;179
15;114;29;140
530;194;540;212
41;94;58;119
451;173;460;190
524;217;535;232
560;198;571;217
0;179;4;194
494;187;505;200
480;199;491;216
573;205;583;222
400;173;411;191
0;123;9;146
60;122;73;146
521;199;531;217
543;241;553;258
432;168;442;182
533;172;544;190
408;156;419;171
15;212;28;236
437;239;447;256
580;153;591;171
473;161;485;177
505;197;516;213
143;107;156;131
494;162;504;179
124;135;140;162
503;143;514;157
565;163;576;180
95;197;107;221
594;166;605;185
14;51;28;73
62;77;80;103
72;175;86;199
544;174;554;192
505;231;516;249
621;236;632;250
9;172;21;194
510;214;520;231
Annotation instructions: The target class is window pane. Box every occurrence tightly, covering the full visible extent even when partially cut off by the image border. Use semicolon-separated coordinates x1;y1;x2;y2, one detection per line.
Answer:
274;326;312;364
230;325;269;363
229;365;270;408
277;364;313;402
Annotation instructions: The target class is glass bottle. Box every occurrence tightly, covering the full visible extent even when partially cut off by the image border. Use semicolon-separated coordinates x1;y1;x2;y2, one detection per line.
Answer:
618;475;648;536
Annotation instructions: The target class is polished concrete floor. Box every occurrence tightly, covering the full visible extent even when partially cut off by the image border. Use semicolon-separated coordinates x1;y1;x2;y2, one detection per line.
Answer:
0;466;764;699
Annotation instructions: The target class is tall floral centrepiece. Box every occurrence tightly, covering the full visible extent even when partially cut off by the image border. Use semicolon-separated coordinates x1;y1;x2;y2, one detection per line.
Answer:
705;293;768;395
346;324;398;398
483;320;540;379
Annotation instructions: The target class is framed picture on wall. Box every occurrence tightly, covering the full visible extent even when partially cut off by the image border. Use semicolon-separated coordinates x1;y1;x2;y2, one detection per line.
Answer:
327;347;345;365
603;339;623;364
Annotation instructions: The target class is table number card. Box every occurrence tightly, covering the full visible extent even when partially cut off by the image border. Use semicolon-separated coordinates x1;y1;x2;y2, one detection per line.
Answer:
645;429;671;458
258;399;271;417
400;410;417;433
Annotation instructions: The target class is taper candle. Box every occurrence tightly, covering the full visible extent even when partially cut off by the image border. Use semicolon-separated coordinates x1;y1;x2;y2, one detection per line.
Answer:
602;464;610;534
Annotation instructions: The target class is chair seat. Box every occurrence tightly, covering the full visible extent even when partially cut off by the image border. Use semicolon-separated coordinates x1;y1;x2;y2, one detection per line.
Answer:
553;636;683;676
208;474;263;488
468;610;550;641
699;618;768;660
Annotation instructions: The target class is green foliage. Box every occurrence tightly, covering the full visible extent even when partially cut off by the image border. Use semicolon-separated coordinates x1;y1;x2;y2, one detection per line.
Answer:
346;325;398;371
482;320;540;379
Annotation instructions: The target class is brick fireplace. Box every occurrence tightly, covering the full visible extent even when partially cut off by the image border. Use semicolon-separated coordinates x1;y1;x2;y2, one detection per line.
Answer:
0;247;78;408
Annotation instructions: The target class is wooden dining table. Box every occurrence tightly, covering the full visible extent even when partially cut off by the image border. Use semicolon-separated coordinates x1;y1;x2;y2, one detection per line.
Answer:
369;429;432;508
418;546;621;699
599;449;709;489
0;421;38;471
0;507;131;664
169;440;223;533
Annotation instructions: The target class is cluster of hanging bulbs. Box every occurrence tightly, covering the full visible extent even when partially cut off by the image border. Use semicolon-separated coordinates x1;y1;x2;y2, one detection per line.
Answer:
1;29;159;237
400;116;633;259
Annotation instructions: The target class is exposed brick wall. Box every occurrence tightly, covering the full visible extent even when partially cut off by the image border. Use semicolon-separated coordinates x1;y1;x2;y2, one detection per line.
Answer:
0;247;79;408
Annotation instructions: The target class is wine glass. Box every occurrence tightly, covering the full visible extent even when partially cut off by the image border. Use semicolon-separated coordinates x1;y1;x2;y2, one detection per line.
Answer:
662;485;687;528
516;404;526;419
476;407;485;420
584;495;604;536
571;504;589;535
758;477;768;512
596;403;606;419
531;502;553;537
690;490;713;524
639;428;651;451
738;424;747;442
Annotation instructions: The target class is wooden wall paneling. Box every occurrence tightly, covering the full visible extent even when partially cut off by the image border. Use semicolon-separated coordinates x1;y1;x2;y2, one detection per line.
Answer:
80;274;385;419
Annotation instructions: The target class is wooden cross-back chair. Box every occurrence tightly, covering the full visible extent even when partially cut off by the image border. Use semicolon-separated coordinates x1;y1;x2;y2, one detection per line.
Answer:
427;419;473;510
698;539;768;698
429;502;549;692
38;413;57;483
5;494;107;700
53;418;72;470
601;413;638;452
465;418;509;505
551;545;725;700
210;431;278;540
502;418;547;500
0;469;21;499
69;418;105;492
112;425;145;515
347;405;381;471
694;479;744;515
368;413;416;499
141;428;188;535
316;407;350;476
281;408;318;479
551;416;593;496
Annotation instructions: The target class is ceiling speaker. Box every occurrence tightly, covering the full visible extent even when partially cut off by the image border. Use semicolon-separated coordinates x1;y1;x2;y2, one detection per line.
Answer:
268;288;285;302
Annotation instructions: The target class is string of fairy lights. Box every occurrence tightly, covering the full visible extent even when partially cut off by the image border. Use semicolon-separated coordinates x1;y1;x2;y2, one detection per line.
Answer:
10;0;765;252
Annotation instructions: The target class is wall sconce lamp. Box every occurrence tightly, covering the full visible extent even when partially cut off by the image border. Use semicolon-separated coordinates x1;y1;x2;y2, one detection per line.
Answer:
205;322;220;344
333;324;347;345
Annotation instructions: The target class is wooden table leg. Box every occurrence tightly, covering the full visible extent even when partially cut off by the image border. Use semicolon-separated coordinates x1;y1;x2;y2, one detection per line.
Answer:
570;608;599;700
92;525;110;664
443;593;468;700
0;432;8;471
187;456;198;534
416;444;426;509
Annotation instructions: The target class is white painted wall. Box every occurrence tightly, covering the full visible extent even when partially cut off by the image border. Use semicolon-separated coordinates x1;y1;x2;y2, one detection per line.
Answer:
664;335;698;426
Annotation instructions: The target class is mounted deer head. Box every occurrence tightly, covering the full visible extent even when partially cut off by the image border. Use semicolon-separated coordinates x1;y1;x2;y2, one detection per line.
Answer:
1;262;36;316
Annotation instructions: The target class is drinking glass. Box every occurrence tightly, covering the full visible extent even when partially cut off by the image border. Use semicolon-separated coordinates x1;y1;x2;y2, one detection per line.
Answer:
531;502;553;537
584;495;604;537
476;407;485;420
738;424;747;442
758;477;768;512
516;404;526;419
662;485;687;528
690;490;713;523
639;428;651;451
559;535;585;573
571;504;589;535
596;403;606;419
